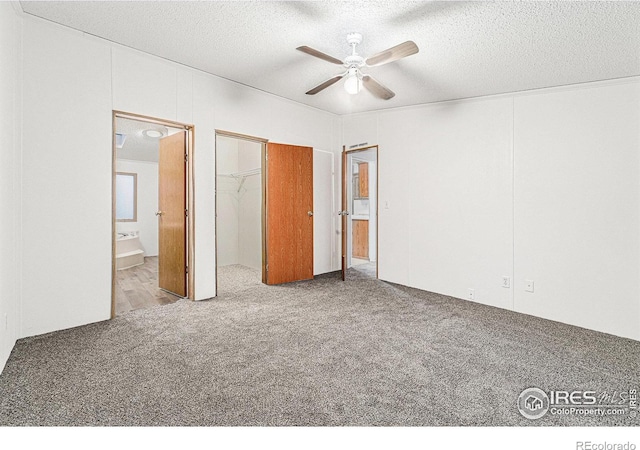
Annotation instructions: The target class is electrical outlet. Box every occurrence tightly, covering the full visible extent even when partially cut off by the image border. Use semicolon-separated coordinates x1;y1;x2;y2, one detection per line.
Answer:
502;276;511;288
468;288;475;300
525;280;534;293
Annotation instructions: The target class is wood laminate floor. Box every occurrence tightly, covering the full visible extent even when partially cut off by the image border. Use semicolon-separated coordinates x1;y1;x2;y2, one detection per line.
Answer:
115;256;180;315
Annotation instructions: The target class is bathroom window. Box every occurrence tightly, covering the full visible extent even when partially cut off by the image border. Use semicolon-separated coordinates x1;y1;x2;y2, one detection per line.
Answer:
116;172;137;222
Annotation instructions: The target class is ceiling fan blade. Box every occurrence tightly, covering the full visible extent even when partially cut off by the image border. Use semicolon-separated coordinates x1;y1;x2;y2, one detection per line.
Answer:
297;46;344;65
365;41;419;67
362;75;395;100
305;74;345;95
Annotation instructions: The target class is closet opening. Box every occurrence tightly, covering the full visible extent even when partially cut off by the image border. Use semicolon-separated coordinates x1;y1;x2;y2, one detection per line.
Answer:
215;131;267;294
215;131;338;292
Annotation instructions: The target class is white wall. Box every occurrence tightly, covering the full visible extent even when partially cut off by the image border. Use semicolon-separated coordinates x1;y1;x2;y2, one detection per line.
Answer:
19;15;341;339
347;101;513;300
344;78;640;341
237;140;262;271
0;2;22;372
513;82;640;340
116;159;159;256
22;18;113;338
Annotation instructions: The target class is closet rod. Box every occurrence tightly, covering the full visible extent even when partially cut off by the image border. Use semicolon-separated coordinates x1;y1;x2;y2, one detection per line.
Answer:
218;168;261;178
218;168;262;192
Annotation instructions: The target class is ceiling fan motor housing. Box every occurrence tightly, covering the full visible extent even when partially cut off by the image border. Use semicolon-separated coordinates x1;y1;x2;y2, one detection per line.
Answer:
346;32;363;46
344;54;364;68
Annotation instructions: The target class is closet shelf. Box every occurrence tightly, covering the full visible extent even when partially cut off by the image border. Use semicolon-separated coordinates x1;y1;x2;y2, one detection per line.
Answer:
219;168;261;192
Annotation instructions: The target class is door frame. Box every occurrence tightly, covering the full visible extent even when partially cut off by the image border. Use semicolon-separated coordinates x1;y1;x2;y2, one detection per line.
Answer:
214;130;269;292
342;144;379;280
111;110;195;318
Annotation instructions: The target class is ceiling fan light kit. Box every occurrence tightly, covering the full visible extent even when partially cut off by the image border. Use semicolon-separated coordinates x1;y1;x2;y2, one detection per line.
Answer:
344;68;362;95
297;32;419;100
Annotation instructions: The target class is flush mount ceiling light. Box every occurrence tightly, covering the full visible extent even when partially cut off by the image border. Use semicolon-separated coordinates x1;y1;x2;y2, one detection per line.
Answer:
143;129;164;139
297;32;419;100
115;133;127;148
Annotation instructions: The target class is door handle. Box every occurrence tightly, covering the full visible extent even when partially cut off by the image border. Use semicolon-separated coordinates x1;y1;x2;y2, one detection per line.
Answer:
338;210;350;216
155;211;164;216
308;211;314;217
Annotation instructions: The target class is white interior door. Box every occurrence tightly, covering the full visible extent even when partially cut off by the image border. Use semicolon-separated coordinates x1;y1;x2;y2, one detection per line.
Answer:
313;149;335;275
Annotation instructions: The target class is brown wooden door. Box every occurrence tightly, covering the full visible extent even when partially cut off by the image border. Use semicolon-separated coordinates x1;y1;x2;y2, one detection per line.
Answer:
352;220;369;259
359;162;369;197
265;143;313;285
158;131;187;297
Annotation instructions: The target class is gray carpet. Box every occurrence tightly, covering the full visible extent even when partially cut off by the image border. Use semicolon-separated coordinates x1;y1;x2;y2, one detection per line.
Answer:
352;261;376;278
0;264;638;426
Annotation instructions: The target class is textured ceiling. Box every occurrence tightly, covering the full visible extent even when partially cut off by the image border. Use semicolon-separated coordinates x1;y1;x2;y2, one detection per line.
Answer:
20;1;640;115
116;117;182;163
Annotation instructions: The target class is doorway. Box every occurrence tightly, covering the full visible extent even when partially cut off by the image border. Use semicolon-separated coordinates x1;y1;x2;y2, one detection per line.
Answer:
215;131;318;293
111;111;194;317
341;145;378;280
215;132;266;293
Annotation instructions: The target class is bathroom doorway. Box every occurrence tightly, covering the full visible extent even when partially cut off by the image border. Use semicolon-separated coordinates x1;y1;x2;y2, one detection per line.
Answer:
112;111;195;317
341;145;378;280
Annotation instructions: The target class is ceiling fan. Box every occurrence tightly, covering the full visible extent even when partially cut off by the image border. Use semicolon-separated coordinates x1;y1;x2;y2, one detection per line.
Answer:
297;33;419;100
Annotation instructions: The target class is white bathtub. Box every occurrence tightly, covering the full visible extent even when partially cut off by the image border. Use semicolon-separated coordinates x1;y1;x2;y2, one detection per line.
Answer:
116;232;145;270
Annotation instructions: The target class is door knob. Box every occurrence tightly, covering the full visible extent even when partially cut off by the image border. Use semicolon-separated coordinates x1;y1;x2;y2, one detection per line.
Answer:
308;211;314;217
155;211;164;216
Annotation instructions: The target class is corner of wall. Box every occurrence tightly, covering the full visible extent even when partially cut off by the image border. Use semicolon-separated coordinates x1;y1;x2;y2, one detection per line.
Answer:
10;1;24;16
0;0;24;374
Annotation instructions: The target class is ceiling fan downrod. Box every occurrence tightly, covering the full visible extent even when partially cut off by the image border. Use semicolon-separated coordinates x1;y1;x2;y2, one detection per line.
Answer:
344;32;364;69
